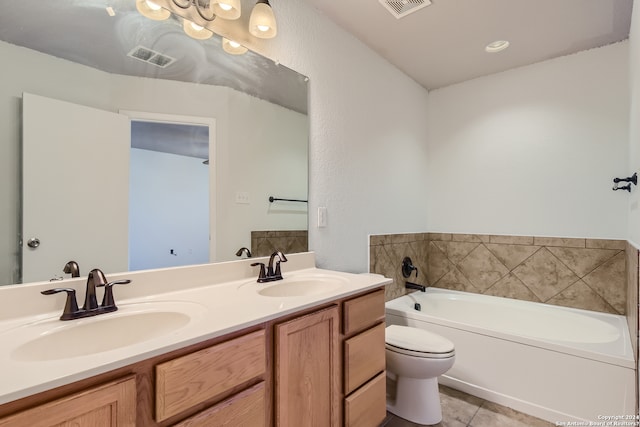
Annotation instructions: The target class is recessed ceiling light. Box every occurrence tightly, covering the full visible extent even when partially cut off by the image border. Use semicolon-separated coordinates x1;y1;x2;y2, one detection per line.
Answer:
106;6;116;16
485;40;510;53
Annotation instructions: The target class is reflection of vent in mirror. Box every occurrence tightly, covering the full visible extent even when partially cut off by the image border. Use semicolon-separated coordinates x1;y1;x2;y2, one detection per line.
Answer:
127;46;176;68
379;0;431;18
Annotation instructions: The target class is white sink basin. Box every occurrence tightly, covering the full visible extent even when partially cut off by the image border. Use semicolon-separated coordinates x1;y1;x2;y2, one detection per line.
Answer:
257;276;347;297
10;301;204;362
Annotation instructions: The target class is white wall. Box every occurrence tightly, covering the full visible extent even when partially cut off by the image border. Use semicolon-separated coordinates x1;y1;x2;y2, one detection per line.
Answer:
246;2;432;272
129;148;210;270
425;43;629;238
219;89;308;260
629;1;640;247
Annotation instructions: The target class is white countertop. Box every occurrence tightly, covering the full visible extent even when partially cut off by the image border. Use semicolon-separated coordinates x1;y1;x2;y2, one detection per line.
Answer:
0;253;391;405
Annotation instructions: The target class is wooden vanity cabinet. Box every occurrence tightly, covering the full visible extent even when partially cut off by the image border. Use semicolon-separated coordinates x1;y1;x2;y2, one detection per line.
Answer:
0;376;136;427
0;286;387;427
342;289;386;427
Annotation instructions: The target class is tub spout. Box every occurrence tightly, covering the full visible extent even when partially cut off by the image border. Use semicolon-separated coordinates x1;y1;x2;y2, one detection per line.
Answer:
406;281;426;292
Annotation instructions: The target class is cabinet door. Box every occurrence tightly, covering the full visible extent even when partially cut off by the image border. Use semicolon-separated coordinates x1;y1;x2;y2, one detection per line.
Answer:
275;305;340;427
0;376;136;427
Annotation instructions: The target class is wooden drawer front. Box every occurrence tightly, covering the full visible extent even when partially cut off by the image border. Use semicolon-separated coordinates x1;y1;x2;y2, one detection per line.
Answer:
343;289;384;335
174;382;266;427
156;329;266;422
344;372;386;427
0;376;136;427
344;322;385;395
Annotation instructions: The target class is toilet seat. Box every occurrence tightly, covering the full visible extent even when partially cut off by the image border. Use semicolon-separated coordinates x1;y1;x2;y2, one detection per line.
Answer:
386;325;455;359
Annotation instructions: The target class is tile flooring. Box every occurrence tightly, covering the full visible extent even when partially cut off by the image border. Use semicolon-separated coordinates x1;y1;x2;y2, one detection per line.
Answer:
382;385;553;427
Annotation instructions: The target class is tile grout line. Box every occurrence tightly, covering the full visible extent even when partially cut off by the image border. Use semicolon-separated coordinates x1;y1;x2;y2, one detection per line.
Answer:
465;398;486;426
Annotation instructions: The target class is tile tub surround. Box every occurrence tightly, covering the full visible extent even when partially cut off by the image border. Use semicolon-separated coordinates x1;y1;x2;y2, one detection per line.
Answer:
369;233;430;301
370;233;627;315
251;230;308;257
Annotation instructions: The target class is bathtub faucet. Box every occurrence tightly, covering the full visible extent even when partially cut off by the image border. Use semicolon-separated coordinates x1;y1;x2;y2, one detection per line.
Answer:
405;281;426;292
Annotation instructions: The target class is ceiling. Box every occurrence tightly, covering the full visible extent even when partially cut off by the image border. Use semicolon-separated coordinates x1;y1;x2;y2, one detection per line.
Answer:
303;0;634;90
0;0;308;114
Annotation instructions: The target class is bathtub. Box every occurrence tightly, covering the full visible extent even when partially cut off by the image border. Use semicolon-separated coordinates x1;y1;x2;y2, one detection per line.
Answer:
385;288;636;424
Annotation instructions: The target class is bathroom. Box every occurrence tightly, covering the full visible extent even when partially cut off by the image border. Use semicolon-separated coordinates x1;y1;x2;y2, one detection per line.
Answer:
0;0;639;426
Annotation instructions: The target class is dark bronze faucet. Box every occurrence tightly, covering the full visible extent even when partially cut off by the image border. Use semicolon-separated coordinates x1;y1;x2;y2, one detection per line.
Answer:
251;251;288;283
63;260;80;278
42;268;131;320
83;268;106;311
235;247;252;258
405;282;426;292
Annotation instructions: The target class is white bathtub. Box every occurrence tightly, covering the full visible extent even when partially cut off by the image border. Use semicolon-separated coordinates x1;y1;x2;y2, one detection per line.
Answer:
385;288;636;424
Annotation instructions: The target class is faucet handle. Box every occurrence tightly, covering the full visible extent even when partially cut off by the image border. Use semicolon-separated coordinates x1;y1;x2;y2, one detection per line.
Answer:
41;288;80;320
251;262;267;282
98;279;131;310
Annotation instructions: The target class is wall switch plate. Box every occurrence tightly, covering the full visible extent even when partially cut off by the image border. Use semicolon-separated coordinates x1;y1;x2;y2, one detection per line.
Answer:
317;206;327;228
235;191;250;204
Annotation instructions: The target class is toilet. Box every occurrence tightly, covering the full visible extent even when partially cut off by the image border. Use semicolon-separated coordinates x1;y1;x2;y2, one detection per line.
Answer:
385;325;456;425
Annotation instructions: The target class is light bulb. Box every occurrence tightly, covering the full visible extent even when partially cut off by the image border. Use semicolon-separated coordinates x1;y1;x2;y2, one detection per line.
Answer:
183;19;213;40
136;0;170;20
212;0;241;20
222;38;248;55
146;0;162;10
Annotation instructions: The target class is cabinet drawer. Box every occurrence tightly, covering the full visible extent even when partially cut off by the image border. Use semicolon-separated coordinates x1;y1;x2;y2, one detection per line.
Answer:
344;372;386;427
174;382;266;427
344;322;385;395
156;329;266;422
343;289;384;336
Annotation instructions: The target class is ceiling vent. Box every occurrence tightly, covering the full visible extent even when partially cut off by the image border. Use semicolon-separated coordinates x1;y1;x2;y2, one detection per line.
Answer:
127;46;176;68
379;0;432;19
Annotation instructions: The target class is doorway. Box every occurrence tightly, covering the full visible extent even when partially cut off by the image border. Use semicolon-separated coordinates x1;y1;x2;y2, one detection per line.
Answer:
121;111;216;271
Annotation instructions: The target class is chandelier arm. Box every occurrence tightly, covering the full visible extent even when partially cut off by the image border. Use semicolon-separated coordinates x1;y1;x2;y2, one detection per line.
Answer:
171;0;191;9
194;0;216;21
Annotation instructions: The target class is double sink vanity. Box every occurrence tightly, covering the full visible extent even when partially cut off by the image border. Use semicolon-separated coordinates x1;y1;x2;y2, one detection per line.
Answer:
0;252;390;426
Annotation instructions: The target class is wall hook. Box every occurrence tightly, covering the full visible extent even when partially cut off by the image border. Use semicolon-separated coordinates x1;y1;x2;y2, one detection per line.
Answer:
612;172;637;192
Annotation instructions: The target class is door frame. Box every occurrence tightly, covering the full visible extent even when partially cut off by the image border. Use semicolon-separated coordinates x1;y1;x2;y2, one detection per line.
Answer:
119;110;217;263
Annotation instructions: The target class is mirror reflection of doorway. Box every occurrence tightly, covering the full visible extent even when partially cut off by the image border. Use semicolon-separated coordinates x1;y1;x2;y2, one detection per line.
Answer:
128;117;213;271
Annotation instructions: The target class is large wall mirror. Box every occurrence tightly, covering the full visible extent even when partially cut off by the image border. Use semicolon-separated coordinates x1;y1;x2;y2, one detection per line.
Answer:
0;0;309;285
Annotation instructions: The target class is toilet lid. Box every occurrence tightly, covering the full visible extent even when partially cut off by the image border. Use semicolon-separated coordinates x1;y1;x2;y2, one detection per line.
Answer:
385;325;455;354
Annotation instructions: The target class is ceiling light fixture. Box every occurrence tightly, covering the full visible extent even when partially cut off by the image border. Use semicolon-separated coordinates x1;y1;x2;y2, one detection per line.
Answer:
136;0;278;53
171;0;215;21
211;0;241;20
222;38;248;55
183;19;214;40
249;0;277;39
136;0;170;21
485;40;510;53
